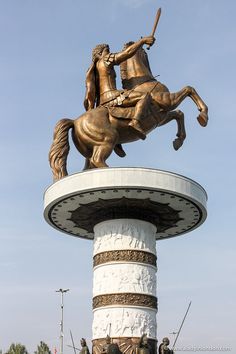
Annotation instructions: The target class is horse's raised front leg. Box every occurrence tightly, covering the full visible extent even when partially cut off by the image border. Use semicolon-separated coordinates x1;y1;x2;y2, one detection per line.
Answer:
183;86;208;127
152;86;208;127
158;110;186;150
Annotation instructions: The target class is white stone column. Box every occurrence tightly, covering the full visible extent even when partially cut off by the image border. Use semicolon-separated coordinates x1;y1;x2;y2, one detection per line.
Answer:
92;219;157;340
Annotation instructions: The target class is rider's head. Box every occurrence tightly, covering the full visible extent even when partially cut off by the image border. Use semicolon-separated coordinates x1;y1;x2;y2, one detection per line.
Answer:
106;335;111;344
162;338;170;346
142;334;148;345
92;44;110;62
81;338;86;347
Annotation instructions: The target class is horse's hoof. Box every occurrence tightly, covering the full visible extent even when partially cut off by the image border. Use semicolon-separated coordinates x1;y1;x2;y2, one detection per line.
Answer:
173;138;183;151
197;112;208;127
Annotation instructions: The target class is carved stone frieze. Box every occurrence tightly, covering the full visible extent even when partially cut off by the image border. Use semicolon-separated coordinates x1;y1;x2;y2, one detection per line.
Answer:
93;293;157;309
93;307;156;339
93;263;156;296
93;250;157;267
93;219;157;255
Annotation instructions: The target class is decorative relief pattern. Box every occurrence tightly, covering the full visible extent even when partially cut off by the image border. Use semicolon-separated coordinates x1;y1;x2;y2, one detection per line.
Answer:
69;197;181;234
94;219;157;255
93;250;157;267
93;263;156;296
92;307;156;339
93;293;157;310
92;337;157;354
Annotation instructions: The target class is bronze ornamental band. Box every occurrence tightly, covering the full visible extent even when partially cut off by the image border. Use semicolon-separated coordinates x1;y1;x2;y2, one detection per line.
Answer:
93;293;157;310
92;337;157;354
93;249;157;268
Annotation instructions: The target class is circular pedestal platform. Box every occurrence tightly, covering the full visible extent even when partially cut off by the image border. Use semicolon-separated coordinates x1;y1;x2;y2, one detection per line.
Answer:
44;168;207;240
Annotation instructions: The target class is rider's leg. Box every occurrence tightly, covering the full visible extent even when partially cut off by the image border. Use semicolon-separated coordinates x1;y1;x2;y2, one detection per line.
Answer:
122;92;152;140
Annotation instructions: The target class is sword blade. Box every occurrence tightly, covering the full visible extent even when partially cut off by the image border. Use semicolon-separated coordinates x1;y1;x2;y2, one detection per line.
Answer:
147;7;162;50
151;8;162;37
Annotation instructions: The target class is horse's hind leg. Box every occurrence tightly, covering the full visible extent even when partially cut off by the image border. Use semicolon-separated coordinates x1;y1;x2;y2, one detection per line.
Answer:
83;158;91;170
158;110;186;150
90;144;114;168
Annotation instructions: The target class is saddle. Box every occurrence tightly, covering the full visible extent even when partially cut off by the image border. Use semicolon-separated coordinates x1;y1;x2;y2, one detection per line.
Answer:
108;100;160;121
108;106;135;120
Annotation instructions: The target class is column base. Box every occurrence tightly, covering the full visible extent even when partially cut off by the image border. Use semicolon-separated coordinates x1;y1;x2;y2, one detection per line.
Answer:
92;337;157;354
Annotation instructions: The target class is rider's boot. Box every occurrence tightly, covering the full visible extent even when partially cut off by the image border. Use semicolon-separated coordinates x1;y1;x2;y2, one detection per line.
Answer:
129;119;146;140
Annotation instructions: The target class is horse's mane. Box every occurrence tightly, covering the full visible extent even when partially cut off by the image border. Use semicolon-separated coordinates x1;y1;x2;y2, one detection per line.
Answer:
120;42;153;89
120;41;134;83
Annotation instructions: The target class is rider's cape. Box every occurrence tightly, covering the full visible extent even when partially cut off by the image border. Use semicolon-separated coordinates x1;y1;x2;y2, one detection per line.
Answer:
84;61;97;111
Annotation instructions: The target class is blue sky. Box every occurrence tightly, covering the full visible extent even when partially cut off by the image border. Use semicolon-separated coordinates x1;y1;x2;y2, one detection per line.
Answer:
0;0;235;353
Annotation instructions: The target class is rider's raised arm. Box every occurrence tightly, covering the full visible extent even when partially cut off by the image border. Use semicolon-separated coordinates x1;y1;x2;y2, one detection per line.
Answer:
113;36;155;65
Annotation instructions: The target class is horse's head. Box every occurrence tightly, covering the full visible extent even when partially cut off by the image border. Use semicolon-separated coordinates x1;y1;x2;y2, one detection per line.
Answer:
120;41;154;90
123;41;135;50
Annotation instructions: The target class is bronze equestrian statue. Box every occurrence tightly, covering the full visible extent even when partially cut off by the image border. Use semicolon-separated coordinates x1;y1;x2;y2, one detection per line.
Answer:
49;17;208;181
79;338;90;354
101;335;122;354
136;334;153;354
158;337;174;354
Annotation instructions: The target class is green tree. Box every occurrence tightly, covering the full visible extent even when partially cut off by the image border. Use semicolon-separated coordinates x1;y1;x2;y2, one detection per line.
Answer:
5;343;28;354
34;342;52;354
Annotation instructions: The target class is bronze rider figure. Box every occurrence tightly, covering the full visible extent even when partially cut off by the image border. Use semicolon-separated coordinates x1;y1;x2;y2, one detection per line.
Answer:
84;36;155;141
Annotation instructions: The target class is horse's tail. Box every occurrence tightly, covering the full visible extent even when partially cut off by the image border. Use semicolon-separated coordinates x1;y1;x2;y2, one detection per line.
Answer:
49;118;74;181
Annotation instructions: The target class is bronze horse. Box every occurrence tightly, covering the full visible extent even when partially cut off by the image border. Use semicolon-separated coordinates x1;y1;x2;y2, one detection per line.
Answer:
49;45;208;181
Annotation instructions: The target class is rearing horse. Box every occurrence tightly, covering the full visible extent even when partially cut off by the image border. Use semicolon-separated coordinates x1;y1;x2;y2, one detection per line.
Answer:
49;45;208;181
